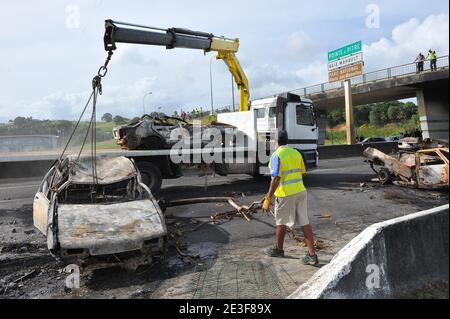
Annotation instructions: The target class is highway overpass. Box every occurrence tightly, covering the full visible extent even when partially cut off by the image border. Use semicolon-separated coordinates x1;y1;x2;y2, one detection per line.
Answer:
290;56;449;143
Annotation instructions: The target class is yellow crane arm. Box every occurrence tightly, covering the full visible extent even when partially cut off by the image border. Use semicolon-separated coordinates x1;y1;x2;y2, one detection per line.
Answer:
217;52;250;112
210;38;249;112
104;20;250;111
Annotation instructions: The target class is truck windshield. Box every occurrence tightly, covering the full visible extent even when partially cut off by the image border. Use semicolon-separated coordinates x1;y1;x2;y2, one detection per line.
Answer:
296;103;315;126
269;107;277;118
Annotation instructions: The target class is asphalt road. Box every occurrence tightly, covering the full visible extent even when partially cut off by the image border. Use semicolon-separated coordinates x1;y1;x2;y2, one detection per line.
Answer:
0;157;448;299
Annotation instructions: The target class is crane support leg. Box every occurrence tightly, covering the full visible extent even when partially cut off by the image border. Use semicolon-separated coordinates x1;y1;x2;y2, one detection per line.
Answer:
216;51;250;112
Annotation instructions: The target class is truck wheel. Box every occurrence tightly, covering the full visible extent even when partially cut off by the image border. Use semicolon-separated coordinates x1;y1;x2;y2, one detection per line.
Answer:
137;162;163;194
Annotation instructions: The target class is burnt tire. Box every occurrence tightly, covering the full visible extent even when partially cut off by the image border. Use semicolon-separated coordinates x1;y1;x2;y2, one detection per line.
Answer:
377;168;392;185
137;162;163;194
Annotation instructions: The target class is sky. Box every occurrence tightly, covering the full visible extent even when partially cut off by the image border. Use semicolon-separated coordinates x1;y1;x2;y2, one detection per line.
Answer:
0;0;448;122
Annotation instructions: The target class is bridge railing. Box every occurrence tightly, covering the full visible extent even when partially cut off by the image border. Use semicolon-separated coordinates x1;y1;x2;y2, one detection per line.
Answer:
213;55;449;113
290;55;449;97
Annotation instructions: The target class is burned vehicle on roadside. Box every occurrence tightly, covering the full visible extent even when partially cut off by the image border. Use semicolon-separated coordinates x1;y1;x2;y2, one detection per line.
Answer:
33;155;167;268
363;146;449;189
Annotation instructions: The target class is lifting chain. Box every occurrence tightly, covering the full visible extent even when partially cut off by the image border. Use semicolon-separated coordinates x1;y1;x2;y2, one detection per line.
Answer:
58;50;115;166
92;50;114;95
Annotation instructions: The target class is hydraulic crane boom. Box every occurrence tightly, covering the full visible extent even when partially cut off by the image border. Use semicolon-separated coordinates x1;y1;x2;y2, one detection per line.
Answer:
103;20;250;111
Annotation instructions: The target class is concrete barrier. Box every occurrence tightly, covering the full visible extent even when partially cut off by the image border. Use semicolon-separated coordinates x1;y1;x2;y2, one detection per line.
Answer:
318;142;398;160
0;160;55;179
0;142;398;179
289;204;449;299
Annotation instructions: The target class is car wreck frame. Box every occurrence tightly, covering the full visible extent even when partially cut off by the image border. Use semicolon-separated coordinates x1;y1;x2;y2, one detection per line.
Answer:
363;147;449;189
33;155;167;269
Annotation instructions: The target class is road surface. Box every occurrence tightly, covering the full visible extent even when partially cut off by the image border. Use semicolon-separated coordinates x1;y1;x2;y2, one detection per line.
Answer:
0;157;447;299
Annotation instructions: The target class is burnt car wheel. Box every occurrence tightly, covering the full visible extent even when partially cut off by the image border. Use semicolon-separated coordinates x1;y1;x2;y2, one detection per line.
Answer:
137;162;163;194
378;167;392;185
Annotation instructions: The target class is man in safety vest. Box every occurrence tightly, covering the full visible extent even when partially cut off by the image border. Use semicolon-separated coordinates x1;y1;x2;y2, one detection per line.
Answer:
427;49;437;71
262;130;319;266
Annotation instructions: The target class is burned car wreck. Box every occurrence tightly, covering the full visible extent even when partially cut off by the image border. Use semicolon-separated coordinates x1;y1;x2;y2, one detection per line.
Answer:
113;115;187;150
112;114;237;150
33;155;167;268
363;146;449;189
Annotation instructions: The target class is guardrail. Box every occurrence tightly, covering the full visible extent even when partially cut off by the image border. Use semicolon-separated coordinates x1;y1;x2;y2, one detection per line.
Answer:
291;55;449;97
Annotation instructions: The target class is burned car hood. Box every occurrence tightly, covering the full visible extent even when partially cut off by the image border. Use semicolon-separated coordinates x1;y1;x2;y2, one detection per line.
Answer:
57;200;166;256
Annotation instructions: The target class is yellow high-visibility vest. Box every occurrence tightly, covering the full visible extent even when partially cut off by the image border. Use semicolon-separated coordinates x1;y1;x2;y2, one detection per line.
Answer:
269;146;306;198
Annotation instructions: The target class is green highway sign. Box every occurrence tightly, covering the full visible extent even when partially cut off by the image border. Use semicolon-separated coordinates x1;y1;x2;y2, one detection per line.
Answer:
328;41;362;62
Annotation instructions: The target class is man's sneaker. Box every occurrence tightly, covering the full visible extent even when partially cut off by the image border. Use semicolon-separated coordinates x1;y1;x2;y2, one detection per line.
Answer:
301;253;319;266
264;246;284;258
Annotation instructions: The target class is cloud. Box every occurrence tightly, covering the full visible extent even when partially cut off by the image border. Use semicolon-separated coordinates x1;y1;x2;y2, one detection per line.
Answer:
16;74;211;121
247;61;329;99
248;64;297;90
364;14;449;68
295;61;328;86
248;67;298;99
25;91;93;120
251;14;449;100
287;31;316;58
114;45;161;67
6;78;161;122
1;8;449;122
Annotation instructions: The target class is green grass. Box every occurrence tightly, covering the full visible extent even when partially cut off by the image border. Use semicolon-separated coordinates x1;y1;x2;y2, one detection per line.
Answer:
96;121;116;133
356;122;418;138
326;122;420;145
95;139;120;150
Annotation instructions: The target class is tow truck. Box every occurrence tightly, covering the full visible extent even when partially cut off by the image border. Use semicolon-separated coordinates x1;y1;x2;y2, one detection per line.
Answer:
103;20;319;193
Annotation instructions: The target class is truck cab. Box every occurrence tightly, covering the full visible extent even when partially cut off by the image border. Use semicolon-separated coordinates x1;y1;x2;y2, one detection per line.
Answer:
251;93;319;170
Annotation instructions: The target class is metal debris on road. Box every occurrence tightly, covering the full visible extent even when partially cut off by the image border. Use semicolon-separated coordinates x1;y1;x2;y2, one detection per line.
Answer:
165;197;262;224
314;213;332;219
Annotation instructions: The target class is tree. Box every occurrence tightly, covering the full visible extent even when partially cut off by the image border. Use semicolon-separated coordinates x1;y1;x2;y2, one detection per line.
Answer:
101;113;113;122
354;105;371;126
327;107;344;127
13;116;27;127
387;104;402;122
410;113;420;126
113;115;128;125
402;102;418;120
369;108;384;126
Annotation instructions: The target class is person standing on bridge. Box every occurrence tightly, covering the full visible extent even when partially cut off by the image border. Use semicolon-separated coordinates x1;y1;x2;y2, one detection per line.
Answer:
427;49;437;71
262;130;318;266
415;52;425;73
